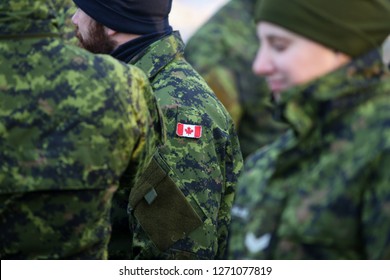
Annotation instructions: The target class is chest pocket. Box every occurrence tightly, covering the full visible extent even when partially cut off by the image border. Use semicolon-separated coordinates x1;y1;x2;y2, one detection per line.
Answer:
129;151;203;252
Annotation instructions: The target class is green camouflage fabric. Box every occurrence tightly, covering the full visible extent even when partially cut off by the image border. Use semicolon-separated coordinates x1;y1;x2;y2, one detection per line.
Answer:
0;0;159;259
112;31;243;259
61;0;77;46
185;0;288;159
228;49;390;259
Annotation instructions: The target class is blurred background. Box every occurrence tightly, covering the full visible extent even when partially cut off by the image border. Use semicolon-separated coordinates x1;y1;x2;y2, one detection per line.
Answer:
170;0;229;42
169;0;389;63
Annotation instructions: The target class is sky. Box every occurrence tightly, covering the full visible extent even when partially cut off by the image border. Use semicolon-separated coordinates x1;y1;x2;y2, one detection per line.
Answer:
170;0;229;42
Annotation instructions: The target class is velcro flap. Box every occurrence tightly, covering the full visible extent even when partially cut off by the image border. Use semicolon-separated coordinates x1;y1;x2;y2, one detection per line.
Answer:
130;157;202;252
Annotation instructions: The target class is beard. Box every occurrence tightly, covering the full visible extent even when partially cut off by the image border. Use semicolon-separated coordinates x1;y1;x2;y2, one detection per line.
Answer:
75;21;116;54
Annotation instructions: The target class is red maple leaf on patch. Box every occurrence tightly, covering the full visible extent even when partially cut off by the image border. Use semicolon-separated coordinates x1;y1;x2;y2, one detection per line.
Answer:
185;127;194;135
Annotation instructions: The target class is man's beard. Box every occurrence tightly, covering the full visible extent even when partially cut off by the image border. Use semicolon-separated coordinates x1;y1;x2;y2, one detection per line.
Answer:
76;21;116;54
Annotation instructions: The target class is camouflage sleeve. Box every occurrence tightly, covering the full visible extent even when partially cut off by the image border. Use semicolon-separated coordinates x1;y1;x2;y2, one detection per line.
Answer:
200;68;243;126
125;66;160;178
108;66;160;259
361;151;390;259
216;119;243;259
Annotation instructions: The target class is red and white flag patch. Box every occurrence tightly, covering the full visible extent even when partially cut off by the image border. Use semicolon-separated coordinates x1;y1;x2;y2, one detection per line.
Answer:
176;123;202;139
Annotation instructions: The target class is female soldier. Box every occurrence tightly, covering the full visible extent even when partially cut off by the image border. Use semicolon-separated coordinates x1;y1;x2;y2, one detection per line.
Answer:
229;0;390;259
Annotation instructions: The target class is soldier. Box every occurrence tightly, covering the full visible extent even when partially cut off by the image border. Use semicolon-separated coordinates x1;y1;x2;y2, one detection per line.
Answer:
185;0;288;159
229;0;390;259
71;0;243;259
0;0;160;259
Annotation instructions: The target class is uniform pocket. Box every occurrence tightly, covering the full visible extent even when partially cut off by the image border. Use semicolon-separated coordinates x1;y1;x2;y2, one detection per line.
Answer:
129;154;203;252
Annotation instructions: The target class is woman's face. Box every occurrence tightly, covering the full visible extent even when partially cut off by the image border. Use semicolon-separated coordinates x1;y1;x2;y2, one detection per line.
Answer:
253;22;350;100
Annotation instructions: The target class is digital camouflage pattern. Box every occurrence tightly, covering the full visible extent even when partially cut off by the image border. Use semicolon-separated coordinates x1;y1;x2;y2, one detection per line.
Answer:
111;32;243;259
61;0;78;46
185;0;287;159
228;49;390;259
0;0;159;259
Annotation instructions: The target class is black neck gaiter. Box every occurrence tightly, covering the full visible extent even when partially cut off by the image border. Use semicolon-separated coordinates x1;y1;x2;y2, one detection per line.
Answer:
110;30;172;64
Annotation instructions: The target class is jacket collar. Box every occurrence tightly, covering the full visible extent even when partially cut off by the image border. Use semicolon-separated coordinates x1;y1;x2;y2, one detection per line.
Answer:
110;31;172;64
130;31;185;80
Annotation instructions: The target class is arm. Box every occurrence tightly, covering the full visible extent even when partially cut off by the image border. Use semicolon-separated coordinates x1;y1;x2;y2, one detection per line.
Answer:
216;119;243;259
361;151;390;259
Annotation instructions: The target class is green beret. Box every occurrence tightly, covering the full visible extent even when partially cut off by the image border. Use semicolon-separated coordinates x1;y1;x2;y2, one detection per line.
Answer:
255;0;390;57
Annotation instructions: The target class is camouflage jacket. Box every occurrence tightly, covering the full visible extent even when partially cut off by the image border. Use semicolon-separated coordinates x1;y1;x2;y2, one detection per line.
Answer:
111;31;243;259
228;50;390;259
0;0;158;259
61;0;78;45
185;0;287;158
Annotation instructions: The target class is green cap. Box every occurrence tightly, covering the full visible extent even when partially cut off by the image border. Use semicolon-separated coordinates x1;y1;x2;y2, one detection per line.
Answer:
254;0;390;57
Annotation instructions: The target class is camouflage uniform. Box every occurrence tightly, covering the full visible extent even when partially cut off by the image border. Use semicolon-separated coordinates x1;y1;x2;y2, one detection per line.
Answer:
228;49;390;259
110;31;243;259
185;0;287;159
61;0;78;45
0;0;159;259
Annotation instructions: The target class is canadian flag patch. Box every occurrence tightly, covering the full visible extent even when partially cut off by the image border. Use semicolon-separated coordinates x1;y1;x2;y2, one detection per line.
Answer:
176;123;202;139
